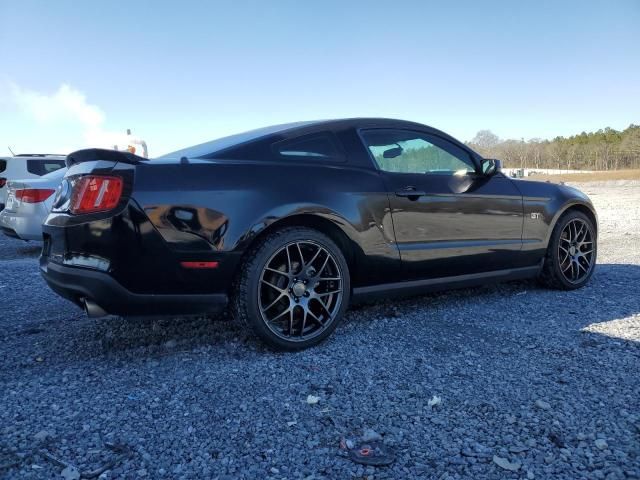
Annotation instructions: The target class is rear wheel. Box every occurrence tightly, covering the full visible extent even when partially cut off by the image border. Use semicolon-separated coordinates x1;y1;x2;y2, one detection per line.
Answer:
232;227;350;350
539;210;597;290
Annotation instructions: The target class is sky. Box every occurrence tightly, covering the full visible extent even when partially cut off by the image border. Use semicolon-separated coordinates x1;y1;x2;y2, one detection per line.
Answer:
1;0;639;157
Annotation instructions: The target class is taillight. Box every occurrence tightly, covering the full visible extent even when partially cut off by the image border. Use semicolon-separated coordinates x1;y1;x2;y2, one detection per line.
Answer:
0;178;6;188
16;188;56;203
69;175;123;214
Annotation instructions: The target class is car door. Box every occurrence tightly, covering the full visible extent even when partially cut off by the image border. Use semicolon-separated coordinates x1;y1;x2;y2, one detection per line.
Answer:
360;128;524;280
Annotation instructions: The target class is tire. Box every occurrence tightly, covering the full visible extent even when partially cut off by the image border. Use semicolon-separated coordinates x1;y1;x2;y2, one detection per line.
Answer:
538;210;597;290
232;227;350;351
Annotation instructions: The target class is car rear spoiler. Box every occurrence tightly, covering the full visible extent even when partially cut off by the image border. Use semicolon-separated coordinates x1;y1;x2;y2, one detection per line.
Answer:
66;148;149;168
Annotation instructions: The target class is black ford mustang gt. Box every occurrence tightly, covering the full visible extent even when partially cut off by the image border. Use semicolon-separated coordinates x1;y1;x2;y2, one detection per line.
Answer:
40;118;597;350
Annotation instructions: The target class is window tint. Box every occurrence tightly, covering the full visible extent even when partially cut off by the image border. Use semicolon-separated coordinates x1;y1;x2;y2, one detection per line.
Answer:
0;159;6;173
361;129;475;174
26;159;66;176
274;133;341;160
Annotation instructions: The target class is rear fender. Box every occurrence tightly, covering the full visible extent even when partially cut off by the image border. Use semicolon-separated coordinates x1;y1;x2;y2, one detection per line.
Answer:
240;203;361;250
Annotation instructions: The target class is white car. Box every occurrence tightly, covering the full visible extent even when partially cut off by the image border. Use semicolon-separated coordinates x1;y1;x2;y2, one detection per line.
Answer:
0;154;66;211
0;168;67;241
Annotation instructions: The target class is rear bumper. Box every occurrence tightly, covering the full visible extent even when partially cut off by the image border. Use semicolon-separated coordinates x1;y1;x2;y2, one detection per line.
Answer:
1;226;20;239
0;204;47;241
40;257;228;317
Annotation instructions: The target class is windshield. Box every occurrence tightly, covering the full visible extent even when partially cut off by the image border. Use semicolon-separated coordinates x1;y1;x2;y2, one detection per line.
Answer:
158;121;317;159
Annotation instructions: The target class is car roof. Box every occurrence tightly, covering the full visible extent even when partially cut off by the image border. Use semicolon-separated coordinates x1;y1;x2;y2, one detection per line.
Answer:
11;154;67;160
158;118;455;160
158;121;318;159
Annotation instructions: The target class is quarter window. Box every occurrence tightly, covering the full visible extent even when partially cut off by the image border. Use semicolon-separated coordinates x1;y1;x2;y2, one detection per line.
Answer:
361;129;475;174
274;133;342;160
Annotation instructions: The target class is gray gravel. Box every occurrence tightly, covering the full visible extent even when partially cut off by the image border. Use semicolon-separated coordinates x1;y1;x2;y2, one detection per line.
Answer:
1;181;639;479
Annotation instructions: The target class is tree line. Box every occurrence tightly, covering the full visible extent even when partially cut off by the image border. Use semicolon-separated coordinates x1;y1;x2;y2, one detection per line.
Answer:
467;124;640;171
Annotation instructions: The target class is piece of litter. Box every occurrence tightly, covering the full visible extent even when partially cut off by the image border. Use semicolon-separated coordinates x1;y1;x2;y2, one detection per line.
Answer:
348;441;395;466
61;466;81;480
361;428;382;442
428;395;442;408
306;395;320;405
286;421;297;427
594;438;608;450
493;455;521;472
340;438;355;450
535;399;551;410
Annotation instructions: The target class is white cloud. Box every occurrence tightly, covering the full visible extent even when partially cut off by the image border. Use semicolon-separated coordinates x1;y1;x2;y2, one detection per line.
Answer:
6;82;132;152
10;83;105;128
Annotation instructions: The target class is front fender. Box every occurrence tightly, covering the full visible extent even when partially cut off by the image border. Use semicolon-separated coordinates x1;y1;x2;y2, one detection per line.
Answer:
546;197;598;245
515;179;597;248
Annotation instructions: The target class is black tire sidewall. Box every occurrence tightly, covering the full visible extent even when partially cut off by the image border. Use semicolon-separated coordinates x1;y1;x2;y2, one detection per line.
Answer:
547;211;597;289
241;228;350;350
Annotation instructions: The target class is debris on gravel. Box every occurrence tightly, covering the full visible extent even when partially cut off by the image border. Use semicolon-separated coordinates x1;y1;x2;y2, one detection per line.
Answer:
535;399;551;410
492;455;521;472
0;180;639;479
361;428;383;442
306;394;320;405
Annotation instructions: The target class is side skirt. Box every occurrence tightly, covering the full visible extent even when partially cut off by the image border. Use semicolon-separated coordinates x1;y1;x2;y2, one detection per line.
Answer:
351;264;542;303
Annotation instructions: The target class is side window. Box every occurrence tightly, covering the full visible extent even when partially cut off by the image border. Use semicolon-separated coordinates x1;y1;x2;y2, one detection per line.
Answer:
274;133;342;160
26;159;66;176
0;160;6;173
361;129;476;174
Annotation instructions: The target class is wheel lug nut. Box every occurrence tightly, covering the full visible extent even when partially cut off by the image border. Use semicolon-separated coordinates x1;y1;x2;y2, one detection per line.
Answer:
304;292;310;297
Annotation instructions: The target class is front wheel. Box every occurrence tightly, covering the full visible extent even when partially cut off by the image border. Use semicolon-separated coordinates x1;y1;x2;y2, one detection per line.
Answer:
539;210;597;290
232;227;350;350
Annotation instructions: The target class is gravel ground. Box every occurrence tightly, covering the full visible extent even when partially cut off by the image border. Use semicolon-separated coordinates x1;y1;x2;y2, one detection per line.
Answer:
1;181;639;480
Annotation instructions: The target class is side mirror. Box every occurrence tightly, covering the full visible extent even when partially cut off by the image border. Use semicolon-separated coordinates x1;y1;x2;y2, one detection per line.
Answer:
482;158;502;176
383;146;403;159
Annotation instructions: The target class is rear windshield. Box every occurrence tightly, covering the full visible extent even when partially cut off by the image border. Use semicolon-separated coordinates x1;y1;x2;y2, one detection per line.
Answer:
0;159;6;173
26;159;66;176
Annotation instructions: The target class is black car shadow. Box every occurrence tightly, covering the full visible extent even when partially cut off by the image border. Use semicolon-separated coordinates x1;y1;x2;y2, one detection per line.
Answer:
349;262;640;325
0;239;41;260
2;263;638;372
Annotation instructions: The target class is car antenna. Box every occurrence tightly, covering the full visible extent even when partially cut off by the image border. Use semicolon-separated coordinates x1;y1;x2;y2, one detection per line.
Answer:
7;146;16;156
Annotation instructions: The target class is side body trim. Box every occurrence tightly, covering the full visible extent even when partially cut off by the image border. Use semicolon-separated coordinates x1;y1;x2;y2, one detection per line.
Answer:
352;264;541;302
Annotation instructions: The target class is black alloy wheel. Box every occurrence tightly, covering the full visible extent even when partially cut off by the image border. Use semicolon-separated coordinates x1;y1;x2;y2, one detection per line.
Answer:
557;218;596;284
539;210;597;290
233;227;350;350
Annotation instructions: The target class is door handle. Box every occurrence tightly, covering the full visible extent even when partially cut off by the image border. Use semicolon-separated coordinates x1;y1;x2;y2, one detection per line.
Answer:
395;186;426;199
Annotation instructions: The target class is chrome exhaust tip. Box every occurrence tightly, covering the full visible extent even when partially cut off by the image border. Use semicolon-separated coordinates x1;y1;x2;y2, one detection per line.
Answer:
83;298;108;318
